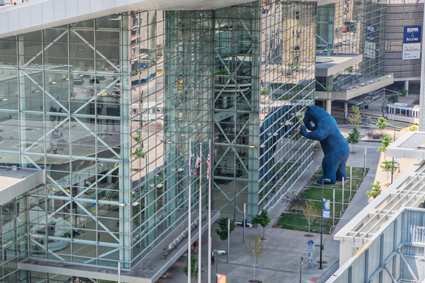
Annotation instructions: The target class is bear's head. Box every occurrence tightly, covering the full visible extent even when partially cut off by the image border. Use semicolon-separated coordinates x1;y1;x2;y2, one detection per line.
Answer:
303;105;329;130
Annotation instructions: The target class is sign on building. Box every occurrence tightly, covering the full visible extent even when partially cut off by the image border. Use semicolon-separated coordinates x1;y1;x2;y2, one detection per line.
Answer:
403;26;422;60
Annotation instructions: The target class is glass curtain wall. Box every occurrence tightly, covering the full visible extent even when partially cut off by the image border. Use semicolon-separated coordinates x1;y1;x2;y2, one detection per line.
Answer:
0;15;129;269
0;196;28;283
130;9;212;264
359;0;385;79
317;4;335;55
258;0;316;211
212;2;261;219
129;10;168;265
316;0;385;92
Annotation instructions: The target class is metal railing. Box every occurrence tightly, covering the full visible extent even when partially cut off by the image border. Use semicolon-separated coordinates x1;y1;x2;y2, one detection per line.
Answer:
0;0;29;6
383;0;424;3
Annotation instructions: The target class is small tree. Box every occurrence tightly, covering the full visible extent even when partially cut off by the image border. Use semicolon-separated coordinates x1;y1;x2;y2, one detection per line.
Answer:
381;160;398;181
246;235;263;283
347;128;360;144
184;255;198;278
376;117;388;131
367;181;382;199
252;210;271;240
303;201;320;232
409;124;419;132
348;106;362;128
215;217;235;241
378;134;392;152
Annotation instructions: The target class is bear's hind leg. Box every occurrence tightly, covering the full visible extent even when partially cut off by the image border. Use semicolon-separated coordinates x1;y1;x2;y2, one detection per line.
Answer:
336;162;346;181
321;155;338;184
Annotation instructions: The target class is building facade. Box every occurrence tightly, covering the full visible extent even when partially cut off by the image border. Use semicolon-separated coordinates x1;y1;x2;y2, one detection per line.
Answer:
315;0;392;115
0;0;317;282
383;1;424;93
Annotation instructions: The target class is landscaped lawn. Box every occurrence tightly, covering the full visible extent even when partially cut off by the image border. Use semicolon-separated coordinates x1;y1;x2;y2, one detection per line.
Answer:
277;166;368;234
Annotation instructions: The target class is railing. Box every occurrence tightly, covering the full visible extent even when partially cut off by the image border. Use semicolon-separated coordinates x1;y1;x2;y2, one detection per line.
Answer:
0;0;29;6
318;260;339;283
383;0;424;3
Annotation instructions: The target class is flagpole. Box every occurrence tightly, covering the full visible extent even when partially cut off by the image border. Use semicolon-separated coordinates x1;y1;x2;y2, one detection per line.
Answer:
198;142;202;283
207;139;212;283
188;139;192;283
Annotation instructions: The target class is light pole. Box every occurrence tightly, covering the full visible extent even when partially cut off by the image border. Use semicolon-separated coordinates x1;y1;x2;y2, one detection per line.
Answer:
320;179;331;270
385;123;397;184
390;126;396;184
299;257;304;283
419;1;425;130
227;218;230;264
320;181;324;270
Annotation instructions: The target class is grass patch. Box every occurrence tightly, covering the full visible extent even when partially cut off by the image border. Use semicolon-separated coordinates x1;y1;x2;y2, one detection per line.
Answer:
277;166;368;234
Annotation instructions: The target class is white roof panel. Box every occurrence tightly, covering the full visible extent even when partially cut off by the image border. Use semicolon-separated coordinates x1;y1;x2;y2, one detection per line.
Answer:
0;167;44;205
0;0;255;38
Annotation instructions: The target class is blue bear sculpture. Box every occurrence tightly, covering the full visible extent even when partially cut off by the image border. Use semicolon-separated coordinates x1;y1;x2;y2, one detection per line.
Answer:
300;106;349;184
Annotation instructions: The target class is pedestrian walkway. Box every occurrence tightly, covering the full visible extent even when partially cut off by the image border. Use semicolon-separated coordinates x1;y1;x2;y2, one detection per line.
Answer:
159;142;383;283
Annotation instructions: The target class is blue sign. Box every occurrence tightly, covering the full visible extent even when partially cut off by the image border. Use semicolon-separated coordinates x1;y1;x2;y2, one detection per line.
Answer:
404;26;422;44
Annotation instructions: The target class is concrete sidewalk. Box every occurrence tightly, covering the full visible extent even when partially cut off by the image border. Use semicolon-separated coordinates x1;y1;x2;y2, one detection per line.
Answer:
159;142;383;283
159;228;339;283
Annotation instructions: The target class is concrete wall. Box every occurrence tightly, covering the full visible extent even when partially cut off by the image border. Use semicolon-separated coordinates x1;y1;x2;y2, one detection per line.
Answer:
383;3;423;80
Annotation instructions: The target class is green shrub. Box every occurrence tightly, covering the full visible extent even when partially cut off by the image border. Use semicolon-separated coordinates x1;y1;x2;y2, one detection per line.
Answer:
347;128;360;144
215;217;235;241
378;134;392;152
409;124;419;132
367;181;382;199
252;210;271;240
376;117;388;130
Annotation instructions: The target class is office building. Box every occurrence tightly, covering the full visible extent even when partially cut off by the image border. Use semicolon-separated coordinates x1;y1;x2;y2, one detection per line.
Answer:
315;0;394;116
383;1;424;94
0;0;316;281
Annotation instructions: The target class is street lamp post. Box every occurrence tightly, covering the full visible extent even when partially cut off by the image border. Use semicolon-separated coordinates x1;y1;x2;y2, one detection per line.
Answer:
319;181;324;270
320;179;331;270
419;1;425;130
299;257;304;283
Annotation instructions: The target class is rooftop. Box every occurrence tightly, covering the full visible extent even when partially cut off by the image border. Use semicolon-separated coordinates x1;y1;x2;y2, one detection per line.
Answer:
316;74;394;101
335;165;425;250
315;55;363;77
327;207;425;283
0;166;44;205
387;131;425;160
0;0;254;39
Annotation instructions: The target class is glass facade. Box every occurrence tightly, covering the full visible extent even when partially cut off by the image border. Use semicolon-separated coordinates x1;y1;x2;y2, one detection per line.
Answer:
0;8;214;273
212;3;261;219
317;4;335;54
0;0;319;280
259;0;316;211
0;196;28;283
0;14;129;269
316;0;386;92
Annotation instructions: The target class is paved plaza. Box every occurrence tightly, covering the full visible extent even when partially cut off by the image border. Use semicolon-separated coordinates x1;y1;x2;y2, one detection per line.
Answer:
159;140;383;283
